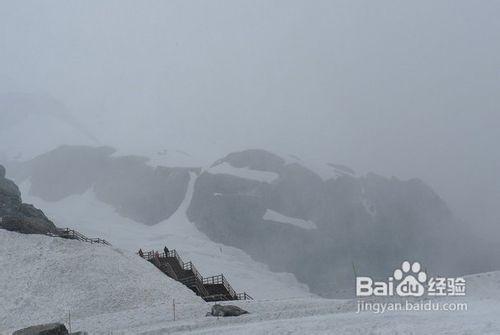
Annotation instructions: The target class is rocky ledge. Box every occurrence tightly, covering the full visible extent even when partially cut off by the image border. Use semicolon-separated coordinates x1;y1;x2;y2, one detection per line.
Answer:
0;164;57;235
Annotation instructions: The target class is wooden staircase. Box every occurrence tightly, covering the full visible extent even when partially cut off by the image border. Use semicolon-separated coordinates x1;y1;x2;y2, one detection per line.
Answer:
202;274;238;302
140;249;253;302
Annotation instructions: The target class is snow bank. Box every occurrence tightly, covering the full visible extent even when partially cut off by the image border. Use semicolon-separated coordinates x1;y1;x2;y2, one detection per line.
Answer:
462;271;500;301
110;147;203;168
263;209;317;230
0;229;205;332
122;290;500;335
278;152;356;181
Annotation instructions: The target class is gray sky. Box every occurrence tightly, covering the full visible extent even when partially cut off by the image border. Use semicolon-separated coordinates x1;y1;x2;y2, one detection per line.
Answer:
1;0;499;234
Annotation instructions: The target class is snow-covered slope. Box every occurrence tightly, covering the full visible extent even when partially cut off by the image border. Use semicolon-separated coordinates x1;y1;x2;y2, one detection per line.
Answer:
462;271;500;301
0;229;205;333
118;271;500;334
4;224;499;334
79;272;500;334
19;175;312;300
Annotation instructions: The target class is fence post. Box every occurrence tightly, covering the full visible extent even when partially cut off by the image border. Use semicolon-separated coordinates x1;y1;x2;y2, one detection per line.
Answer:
351;261;358;279
68;310;71;333
173;299;176;321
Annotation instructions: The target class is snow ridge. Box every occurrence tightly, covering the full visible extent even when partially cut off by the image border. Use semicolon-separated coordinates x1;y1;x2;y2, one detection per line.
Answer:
263;209;318;230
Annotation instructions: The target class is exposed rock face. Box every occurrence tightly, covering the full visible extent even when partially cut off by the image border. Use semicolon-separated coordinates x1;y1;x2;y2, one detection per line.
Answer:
12;323;68;335
0;165;57;235
13;146;198;225
0;168;21;216
187;150;466;296
93;158;192;225
28;145;114;201
207;304;249;317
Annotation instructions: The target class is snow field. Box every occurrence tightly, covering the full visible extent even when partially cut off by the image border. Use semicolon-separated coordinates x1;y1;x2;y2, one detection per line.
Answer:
0;229;205;333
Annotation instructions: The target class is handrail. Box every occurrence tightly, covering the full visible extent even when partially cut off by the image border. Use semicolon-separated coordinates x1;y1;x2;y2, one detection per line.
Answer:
203;274;236;298
183;261;203;283
202;274;223;285
56;228;111;246
167;250;184;266
224;278;236;298
140;250;185;266
236;292;253;300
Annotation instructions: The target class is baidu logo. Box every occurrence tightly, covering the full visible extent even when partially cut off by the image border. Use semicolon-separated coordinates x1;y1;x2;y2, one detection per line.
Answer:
356;260;466;298
393;261;427;296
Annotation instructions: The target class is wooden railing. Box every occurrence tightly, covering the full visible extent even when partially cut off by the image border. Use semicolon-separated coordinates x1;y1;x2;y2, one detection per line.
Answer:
167;250;184;265
236;292;253;300
203;274;237;299
56;228;111;246
183;261;203;283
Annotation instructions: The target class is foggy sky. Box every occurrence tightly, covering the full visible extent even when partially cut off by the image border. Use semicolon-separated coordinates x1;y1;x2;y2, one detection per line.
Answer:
1;0;499;236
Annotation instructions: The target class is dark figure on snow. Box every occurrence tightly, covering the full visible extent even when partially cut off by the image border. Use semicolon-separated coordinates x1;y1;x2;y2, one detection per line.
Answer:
138;249;144;257
164;246;169;255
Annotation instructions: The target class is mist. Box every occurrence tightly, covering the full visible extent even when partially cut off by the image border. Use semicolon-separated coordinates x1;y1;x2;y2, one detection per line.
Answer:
1;0;500;239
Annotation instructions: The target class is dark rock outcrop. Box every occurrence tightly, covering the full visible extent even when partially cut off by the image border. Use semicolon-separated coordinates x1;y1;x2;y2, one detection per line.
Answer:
0;169;21;215
93;157;193;225
186;150;471;296
0;164;57;235
12;323;68;335
206;304;249;317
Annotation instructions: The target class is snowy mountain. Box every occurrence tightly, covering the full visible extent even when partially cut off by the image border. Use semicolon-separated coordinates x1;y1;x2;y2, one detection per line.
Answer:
6;146;500;299
188;149;468;296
